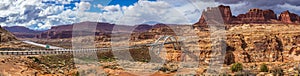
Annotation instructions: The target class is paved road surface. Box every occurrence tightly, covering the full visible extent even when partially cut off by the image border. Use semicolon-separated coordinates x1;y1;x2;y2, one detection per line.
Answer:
22;41;64;49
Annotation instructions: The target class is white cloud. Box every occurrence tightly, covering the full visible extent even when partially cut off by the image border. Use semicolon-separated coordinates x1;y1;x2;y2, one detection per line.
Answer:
0;0;98;30
278;3;300;14
95;4;104;9
38;5;64;17
0;0;220;30
75;1;91;11
103;5;120;12
106;0;216;25
42;0;74;4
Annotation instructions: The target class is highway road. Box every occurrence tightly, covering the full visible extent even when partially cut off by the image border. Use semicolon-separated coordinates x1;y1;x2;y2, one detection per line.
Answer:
22;41;64;49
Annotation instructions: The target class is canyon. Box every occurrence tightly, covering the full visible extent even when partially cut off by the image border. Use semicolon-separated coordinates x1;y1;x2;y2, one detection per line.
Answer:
2;5;300;75
0;26;44;50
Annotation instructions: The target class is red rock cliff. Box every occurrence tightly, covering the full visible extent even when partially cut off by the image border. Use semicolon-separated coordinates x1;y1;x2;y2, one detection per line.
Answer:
236;8;277;23
194;5;300;27
279;10;300;23
195;5;233;27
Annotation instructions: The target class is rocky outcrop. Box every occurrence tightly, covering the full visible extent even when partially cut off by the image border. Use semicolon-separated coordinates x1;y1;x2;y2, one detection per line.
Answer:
195;5;233;27
279;10;300;23
0;26;17;42
194;5;299;27
190;24;300;65
130;24;176;41
235;9;277;23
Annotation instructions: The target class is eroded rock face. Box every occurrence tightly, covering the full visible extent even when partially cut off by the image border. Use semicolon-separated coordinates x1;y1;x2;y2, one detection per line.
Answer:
219;5;233;23
226;34;284;63
236;9;277;23
191;24;300;65
130;24;176;41
194;5;300;28
279;11;300;23
221;24;300;64
195;5;233;27
0;26;17;42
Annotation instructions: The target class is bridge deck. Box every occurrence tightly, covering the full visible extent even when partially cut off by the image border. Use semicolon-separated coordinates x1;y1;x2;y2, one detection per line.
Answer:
0;41;182;55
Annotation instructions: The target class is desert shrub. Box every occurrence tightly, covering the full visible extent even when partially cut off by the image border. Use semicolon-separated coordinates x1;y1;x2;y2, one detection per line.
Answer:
270;67;284;76
260;63;269;72
128;46;151;62
231;63;243;72
26;54;76;74
99;56;115;62
101;46;151;62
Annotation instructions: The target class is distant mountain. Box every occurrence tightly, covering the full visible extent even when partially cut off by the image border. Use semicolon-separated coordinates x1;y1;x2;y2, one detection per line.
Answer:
36;22;154;39
142;21;161;25
3;26;43;38
0;26;16;42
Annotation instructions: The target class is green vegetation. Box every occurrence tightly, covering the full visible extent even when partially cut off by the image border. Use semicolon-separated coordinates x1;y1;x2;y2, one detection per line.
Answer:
99;57;115;62
96;46;150;62
260;63;269;72
128;46;151;62
26;54;75;74
230;63;243;72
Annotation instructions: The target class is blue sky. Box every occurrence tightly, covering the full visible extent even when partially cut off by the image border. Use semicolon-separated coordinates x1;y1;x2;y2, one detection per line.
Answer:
42;0;154;12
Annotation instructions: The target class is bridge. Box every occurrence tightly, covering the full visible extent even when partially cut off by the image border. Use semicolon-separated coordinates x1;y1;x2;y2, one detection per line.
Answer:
0;36;185;55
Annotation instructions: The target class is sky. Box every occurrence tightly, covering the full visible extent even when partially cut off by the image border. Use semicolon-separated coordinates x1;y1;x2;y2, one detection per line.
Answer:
0;0;300;30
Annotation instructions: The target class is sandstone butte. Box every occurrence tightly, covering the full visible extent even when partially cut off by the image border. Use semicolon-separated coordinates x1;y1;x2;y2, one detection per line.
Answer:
194;5;300;27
